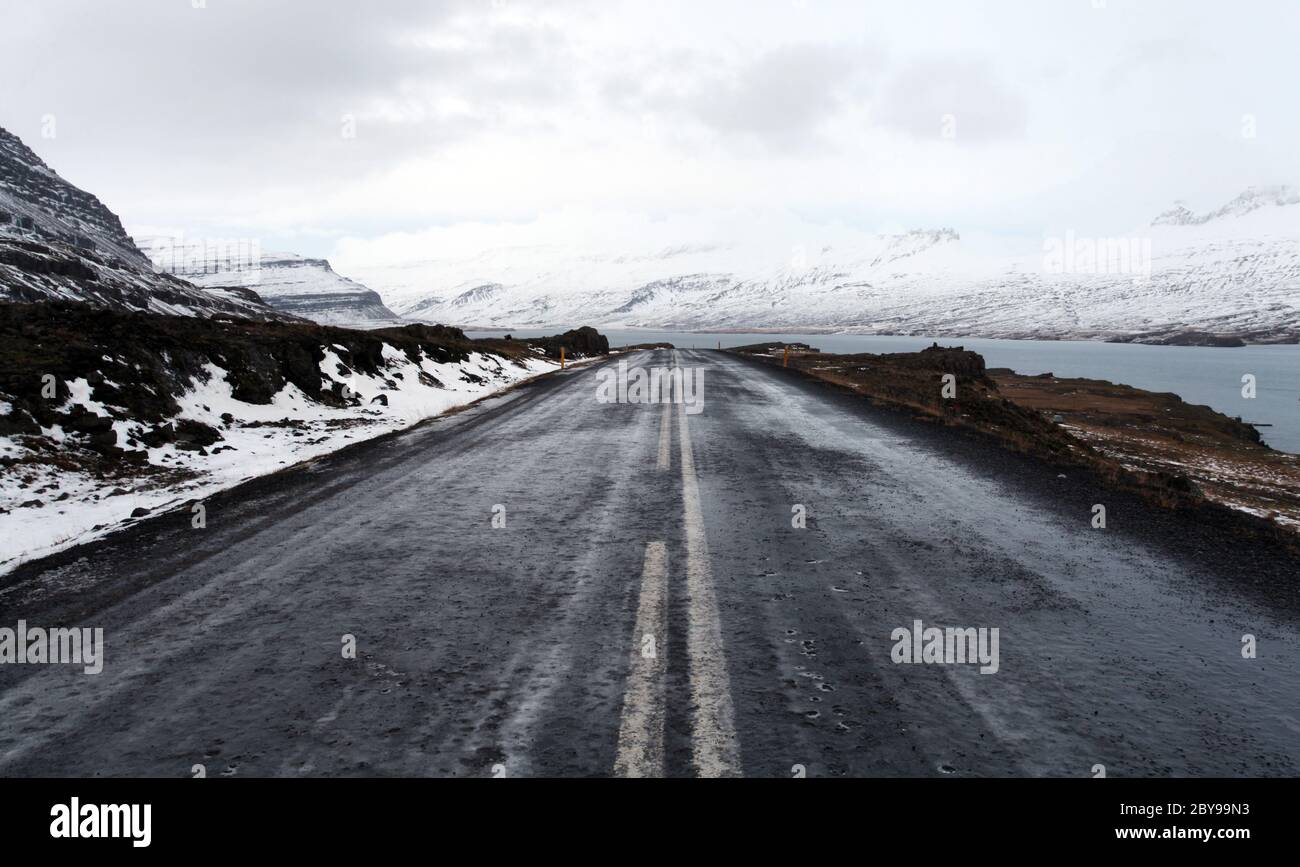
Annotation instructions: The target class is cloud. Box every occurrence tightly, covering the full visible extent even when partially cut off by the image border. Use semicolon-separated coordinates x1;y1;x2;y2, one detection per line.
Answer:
0;0;1295;257
876;58;1027;143
591;39;886;155
661;44;876;150
0;0;579;210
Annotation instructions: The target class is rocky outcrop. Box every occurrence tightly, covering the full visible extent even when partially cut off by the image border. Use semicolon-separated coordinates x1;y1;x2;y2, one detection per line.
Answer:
0;126;286;321
0;302;495;460
881;343;986;377
0;127;148;267
530;326;610;360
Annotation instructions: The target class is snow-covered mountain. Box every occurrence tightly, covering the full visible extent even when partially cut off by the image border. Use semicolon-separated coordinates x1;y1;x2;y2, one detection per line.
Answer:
0;126;282;321
343;189;1300;343
1152;186;1300;226
137;239;401;328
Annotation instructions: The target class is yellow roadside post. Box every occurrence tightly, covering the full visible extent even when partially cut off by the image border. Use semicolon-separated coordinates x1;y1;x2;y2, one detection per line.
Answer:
561;346;565;369
783;345;790;367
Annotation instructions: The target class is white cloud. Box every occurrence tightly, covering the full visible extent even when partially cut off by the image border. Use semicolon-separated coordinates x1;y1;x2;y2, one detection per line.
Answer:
876;58;1027;142
0;0;1295;260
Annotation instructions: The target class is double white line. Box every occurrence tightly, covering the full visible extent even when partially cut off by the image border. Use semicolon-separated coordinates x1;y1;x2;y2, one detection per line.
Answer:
614;389;741;777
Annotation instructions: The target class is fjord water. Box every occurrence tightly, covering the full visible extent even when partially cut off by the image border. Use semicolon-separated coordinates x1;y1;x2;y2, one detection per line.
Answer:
470;330;1300;453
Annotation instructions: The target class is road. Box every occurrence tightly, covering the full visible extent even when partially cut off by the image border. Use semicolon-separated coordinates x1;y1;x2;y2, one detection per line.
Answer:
1;348;1298;777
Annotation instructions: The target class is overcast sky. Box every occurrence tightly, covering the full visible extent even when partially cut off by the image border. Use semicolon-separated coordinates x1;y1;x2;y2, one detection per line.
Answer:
2;0;1296;265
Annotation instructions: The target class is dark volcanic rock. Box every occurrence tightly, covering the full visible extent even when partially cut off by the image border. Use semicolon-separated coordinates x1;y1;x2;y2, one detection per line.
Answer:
140;424;176;448
562;326;610;356
174;419;222;447
883;343;986;377
0;301;487;439
534;326;610;360
64;405;115;434
0;407;40;436
1158;331;1247;348
85;430;120;453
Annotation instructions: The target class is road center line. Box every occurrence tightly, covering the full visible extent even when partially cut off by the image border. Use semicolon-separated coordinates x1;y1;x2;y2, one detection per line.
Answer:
677;396;743;777
613;541;669;778
657;401;672;469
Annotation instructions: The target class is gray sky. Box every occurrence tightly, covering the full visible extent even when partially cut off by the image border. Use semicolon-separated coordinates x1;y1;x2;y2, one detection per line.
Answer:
2;0;1296;263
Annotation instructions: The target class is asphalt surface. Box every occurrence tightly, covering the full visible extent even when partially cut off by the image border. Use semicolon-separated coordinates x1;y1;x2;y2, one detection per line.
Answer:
1;348;1298;777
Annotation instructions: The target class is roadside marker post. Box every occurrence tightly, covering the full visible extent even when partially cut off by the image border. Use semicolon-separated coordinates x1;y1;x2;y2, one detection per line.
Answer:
561;347;565;369
783;346;789;367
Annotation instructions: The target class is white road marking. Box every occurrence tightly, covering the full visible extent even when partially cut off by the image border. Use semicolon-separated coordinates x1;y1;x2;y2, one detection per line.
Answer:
677;396;743;777
613;541;670;777
657;401;673;469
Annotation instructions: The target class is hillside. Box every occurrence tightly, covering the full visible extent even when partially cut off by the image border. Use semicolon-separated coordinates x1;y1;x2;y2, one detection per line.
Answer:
0;126;283;321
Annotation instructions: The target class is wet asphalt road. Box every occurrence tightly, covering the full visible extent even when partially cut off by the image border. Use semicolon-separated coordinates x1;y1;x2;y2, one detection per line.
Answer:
1;348;1298;777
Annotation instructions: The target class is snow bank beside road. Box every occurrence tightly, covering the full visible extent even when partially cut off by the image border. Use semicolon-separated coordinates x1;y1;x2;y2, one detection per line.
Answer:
0;347;558;575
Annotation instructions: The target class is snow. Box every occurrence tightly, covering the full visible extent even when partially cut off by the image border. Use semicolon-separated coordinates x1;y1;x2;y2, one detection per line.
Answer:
61;377;110;416
0;346;560;575
135;239;402;328
340;187;1300;341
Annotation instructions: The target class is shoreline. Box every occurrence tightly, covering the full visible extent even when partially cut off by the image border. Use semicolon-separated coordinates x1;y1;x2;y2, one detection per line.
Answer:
725;340;1300;547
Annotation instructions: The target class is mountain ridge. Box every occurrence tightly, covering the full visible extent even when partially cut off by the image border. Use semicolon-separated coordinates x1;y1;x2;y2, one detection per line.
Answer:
0;126;286;321
340;189;1300;344
136;240;402;328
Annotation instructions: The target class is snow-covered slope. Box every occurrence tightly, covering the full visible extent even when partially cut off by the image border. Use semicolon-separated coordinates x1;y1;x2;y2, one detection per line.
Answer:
344;189;1300;343
138;239;402;328
0;126;284;320
1152;186;1300;226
